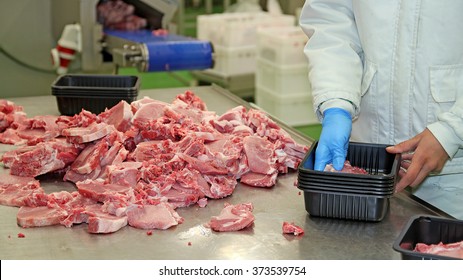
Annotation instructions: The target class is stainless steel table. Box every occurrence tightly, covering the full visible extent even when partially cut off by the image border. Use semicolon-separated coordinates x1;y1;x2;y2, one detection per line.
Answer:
0;85;448;260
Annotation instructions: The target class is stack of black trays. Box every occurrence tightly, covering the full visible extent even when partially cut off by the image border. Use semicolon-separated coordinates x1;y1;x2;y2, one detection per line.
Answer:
51;74;140;116
297;141;401;222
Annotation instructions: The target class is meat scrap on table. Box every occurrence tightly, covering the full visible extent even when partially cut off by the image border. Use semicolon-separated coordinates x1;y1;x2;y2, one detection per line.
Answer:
0;92;309;234
206;203;255;232
282;221;304;236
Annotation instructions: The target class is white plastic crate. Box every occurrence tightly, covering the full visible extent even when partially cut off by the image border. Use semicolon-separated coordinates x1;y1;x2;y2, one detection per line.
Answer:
256;58;310;95
211;45;256;76
197;12;295;48
257;26;308;65
255;87;318;126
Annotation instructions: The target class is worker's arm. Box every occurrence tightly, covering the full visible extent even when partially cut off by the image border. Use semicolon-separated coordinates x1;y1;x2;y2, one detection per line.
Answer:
299;0;362;120
300;0;361;170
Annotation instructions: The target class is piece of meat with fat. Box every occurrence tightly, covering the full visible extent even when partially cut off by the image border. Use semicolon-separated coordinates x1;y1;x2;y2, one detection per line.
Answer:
175;90;207;111
17;206;68;228
414;241;463;258
84;204;128;234
324;160;369;174
62;122;116;143
178;153;228;175
0;174;44;207
207;203;254;232
240;172;278;188
203;175;237;199
282;222;304;236
76;179;133;203
65;132;127;182
127;202;184;230
131;100;168;128
243;135;277;175
104;161;142;186
98;100;133;132
1;139;81;177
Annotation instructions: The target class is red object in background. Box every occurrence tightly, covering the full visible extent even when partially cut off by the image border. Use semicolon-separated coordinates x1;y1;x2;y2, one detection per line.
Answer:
51;24;81;75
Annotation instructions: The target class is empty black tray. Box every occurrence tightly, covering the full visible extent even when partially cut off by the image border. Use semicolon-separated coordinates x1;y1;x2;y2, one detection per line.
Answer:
51;74;140;115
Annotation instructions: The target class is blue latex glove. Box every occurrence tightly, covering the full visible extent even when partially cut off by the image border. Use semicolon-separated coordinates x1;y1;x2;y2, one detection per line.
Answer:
314;108;352;171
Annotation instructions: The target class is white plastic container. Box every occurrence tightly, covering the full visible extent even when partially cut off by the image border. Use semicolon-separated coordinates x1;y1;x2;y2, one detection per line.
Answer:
255;87;318;126
256;58;310;95
211;45;256;75
257;26;308;66
197;12;295;48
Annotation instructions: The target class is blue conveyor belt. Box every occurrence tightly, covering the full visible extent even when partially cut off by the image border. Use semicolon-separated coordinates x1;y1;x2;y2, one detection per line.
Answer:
105;29;213;72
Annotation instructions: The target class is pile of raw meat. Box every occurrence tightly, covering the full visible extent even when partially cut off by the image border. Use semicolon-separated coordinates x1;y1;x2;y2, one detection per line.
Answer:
0;91;308;234
97;0;147;31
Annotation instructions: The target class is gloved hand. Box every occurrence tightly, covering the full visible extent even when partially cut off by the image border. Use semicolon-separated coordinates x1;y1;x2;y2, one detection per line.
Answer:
314;108;352;171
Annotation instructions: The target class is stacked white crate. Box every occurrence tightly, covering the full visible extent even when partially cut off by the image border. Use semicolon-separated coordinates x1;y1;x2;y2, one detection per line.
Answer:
255;26;318;126
197;12;295;76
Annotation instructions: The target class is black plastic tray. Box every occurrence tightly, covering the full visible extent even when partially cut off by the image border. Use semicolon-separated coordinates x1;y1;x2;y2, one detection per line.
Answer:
298;183;394;196
54;95;137;116
298;141;401;182
393;215;463;260
298;173;395;188
51;74;140;115
301;189;390;222
52;74;139;95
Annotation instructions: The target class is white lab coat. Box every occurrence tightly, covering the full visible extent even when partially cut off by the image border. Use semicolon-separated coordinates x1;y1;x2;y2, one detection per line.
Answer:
300;0;463;175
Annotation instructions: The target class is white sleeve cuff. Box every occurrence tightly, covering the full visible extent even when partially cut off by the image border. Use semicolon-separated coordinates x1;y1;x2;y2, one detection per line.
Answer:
427;122;461;158
317;99;356;121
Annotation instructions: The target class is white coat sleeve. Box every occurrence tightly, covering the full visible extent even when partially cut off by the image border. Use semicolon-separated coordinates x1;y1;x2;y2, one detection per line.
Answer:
299;0;363;120
428;98;463;158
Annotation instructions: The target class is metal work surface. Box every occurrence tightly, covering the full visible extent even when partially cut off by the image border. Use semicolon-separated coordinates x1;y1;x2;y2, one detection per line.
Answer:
0;85;447;260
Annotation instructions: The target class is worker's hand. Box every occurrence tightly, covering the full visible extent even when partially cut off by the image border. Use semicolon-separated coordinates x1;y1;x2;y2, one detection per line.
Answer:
386;128;449;192
314;108;352;171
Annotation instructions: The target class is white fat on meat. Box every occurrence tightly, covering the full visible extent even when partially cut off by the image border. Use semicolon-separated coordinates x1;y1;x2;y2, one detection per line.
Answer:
62;122;115;143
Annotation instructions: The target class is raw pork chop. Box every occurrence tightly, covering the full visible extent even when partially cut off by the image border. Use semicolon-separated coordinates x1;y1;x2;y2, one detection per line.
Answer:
17;206;68;228
84;204;128;234
415;241;463;258
127;202;184;230
207;203;254;232
324;160;368;174
0;174;43;207
1;139;81;177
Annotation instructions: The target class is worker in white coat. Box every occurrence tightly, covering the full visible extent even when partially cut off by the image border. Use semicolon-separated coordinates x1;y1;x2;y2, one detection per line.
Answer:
299;0;463;218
